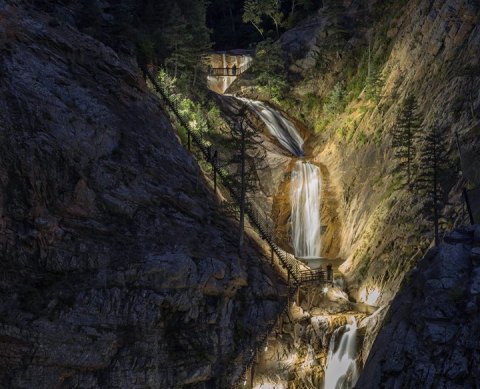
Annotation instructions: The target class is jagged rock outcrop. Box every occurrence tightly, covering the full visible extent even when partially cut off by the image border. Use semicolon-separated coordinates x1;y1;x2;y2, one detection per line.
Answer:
0;2;286;387
357;225;480;388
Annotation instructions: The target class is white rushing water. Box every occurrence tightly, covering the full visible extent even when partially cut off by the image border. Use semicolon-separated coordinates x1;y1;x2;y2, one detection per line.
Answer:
324;317;359;389
290;161;322;258
234;97;304;156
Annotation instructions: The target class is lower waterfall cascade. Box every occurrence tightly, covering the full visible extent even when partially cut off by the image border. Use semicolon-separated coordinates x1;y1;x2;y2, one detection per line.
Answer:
324;317;359;389
221;94;368;389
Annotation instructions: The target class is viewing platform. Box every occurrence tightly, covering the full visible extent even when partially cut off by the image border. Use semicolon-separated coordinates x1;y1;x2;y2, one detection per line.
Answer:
208;61;252;77
207;50;254;94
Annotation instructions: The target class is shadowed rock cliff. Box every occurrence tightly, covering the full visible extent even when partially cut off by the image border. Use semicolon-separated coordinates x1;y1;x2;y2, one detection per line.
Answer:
0;2;286;387
357;225;480;388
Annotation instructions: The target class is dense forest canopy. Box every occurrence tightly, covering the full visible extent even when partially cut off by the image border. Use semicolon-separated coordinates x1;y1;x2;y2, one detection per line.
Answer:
27;0;322;90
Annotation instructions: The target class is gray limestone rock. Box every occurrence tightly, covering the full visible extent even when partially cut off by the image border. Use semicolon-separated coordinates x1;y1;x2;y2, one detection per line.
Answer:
357;228;480;388
0;3;287;388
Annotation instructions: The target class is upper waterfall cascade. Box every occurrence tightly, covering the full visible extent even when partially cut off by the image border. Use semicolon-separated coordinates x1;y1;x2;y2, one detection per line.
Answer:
291;161;322;259
234;97;305;157
232;96;321;258
206;52;253;94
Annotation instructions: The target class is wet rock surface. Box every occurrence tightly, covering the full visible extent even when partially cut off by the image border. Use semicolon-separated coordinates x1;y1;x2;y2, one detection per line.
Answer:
357;226;480;388
0;2;286;387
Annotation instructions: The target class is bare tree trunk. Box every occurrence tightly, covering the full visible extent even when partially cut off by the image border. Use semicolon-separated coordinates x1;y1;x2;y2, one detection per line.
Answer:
407;130;411;186
239;123;246;253
433;138;439;246
251;22;264;38
469;88;476;120
174;49;178;79
274;20;279;37
192;65;197;87
367;39;371;80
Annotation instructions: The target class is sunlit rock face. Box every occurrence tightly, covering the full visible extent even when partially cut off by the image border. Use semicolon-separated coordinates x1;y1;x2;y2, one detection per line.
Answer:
233;0;480;368
357;226;480;388
207;50;253;94
251;285;368;388
0;3;286;387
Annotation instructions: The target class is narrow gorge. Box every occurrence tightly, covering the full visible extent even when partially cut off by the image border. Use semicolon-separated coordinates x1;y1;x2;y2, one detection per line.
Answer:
211;87;373;387
0;0;479;388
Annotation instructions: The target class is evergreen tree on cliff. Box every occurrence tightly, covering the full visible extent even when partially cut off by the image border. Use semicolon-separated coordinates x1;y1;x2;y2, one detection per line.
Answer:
392;95;422;186
253;40;287;101
416;126;449;246
221;106;264;253
162;1;211;86
243;0;265;38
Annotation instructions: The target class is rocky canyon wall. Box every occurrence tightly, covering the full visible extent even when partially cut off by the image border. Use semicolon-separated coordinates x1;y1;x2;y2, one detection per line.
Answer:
232;0;480;361
357;225;480;388
0;2;285;387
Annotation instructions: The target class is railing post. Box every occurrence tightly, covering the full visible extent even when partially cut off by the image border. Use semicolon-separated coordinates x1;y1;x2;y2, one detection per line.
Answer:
463;188;475;225
327;265;333;284
213;150;218;193
250;363;255;387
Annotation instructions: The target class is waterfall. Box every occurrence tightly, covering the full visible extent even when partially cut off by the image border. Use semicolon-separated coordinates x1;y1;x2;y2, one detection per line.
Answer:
290;161;321;259
234;97;304;156
221;53;228;92
324;317;359;389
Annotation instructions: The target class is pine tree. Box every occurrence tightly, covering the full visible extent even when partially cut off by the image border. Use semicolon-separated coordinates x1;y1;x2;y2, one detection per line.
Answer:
392;95;422;186
162;5;194;79
243;0;264;38
253;40;288;101
365;67;384;102
324;81;346;114
415;126;449;246
263;0;283;37
162;1;211;87
221;105;265;253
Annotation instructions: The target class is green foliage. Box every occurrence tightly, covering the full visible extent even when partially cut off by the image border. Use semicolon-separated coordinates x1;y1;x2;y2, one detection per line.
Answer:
323;82;346;115
357;131;368;145
155;69;210;143
251;39;288;102
365;67;384;102
243;0;283;38
344;50;369;102
391;95;422;186
243;0;265;37
119;0;212;90
220;106;263;192
302;92;323;114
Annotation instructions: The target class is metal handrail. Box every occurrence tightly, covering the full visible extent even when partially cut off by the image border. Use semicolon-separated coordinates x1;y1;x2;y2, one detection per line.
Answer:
208;61;252;77
142;67;331;387
144;68;303;285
